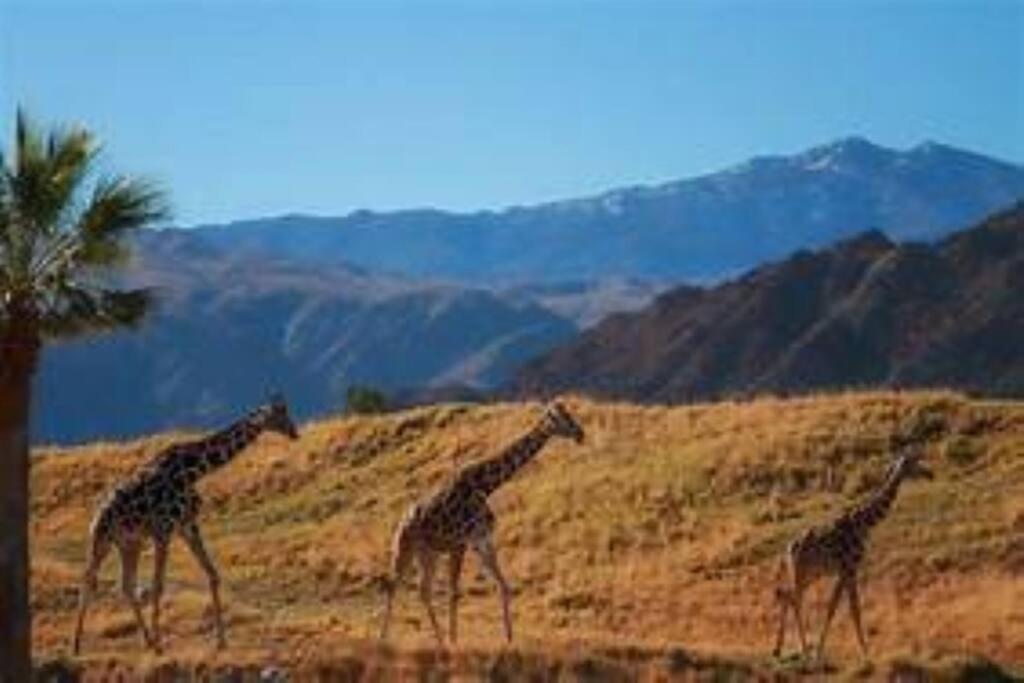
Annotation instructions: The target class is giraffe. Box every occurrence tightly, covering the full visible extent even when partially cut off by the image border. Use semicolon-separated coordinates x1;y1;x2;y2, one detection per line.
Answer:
378;401;585;645
71;394;299;655
772;446;933;662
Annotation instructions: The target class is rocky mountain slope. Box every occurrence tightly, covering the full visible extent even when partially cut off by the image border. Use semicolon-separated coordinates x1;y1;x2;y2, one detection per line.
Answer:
514;204;1024;401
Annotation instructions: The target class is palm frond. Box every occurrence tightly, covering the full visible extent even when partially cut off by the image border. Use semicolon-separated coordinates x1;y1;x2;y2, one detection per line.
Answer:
37;284;154;339
47;127;94;223
27;231;79;288
73;176;168;267
0;167;11;276
11;110;96;239
1;111;168;343
14;109;43;177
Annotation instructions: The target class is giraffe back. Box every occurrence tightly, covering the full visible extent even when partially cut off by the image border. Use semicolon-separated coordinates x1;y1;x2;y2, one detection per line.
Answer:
789;512;868;585
88;398;298;545
396;480;495;553
91;446;202;542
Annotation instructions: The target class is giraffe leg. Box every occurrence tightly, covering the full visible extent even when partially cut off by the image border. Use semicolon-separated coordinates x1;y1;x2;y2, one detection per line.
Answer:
847;577;869;659
180;522;226;649
448;545;466;644
118;539;156;651
773;590;790;657
471;535;513;643
815;576;847;663
417;551;444;644
71;532;112;655
380;539;413;640
791;585;810;657
150;537;170;653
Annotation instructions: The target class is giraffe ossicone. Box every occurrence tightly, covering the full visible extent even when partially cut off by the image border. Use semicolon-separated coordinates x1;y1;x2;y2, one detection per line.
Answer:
71;395;299;655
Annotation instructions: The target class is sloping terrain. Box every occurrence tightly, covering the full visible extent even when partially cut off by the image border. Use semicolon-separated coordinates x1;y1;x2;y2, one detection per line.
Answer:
514;204;1024;402
181;137;1024;282
30;392;1024;679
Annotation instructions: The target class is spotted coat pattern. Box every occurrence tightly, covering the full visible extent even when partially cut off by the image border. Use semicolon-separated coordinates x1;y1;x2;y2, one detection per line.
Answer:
773;449;933;661
378;402;585;644
72;397;298;655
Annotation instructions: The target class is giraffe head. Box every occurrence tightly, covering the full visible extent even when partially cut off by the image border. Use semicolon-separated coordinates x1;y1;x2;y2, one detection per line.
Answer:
541;401;585;444
253;393;300;440
894;446;933;481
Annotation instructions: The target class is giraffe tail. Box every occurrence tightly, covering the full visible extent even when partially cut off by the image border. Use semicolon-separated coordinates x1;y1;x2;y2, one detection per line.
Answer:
73;510;115;655
378;513;419;641
382;506;418;591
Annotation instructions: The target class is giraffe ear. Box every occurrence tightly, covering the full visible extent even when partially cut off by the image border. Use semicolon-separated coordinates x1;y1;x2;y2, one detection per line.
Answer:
543;392;565;408
890;430;913;451
542;397;564;416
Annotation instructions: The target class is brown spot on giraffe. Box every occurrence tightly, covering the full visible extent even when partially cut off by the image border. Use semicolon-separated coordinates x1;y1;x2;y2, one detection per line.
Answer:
71;394;299;655
378;401;585;644
773;445;933;663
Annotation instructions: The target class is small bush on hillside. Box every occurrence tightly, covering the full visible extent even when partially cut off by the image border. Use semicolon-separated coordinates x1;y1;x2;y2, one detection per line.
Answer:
345;385;389;415
944;436;984;466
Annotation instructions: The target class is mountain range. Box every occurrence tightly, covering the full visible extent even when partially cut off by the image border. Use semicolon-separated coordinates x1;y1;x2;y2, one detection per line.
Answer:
34;236;578;442
513;203;1024;401
180;137;1024;282
33;137;1024;443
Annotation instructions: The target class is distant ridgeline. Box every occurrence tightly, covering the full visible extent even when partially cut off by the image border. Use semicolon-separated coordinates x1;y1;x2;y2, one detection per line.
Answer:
513;204;1024;403
174;138;1024;283
32;137;1024;444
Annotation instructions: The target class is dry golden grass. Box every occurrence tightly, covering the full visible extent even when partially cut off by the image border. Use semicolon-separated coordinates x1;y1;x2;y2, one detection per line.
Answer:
31;391;1024;680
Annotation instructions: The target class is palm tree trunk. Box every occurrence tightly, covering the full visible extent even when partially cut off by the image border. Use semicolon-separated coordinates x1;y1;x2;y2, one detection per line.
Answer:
0;328;38;683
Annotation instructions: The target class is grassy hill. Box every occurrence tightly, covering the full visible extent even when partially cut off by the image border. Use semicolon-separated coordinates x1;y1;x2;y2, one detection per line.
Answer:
31;392;1024;680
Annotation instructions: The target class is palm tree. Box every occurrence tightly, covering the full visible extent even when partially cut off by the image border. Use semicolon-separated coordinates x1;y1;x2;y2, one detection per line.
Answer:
0;111;167;679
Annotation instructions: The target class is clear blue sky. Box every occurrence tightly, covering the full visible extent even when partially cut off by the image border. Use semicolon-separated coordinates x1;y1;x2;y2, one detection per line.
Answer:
2;0;1021;226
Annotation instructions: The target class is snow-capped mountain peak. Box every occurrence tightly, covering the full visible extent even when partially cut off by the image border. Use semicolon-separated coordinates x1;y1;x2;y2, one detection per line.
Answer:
799;136;894;172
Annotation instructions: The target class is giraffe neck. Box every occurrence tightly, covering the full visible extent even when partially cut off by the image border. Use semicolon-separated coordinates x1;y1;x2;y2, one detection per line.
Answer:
459;422;554;496
849;464;906;532
185;414;265;481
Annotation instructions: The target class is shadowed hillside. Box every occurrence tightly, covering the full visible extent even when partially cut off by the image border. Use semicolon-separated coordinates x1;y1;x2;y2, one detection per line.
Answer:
514;204;1024;402
33;239;579;445
30;392;1023;679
